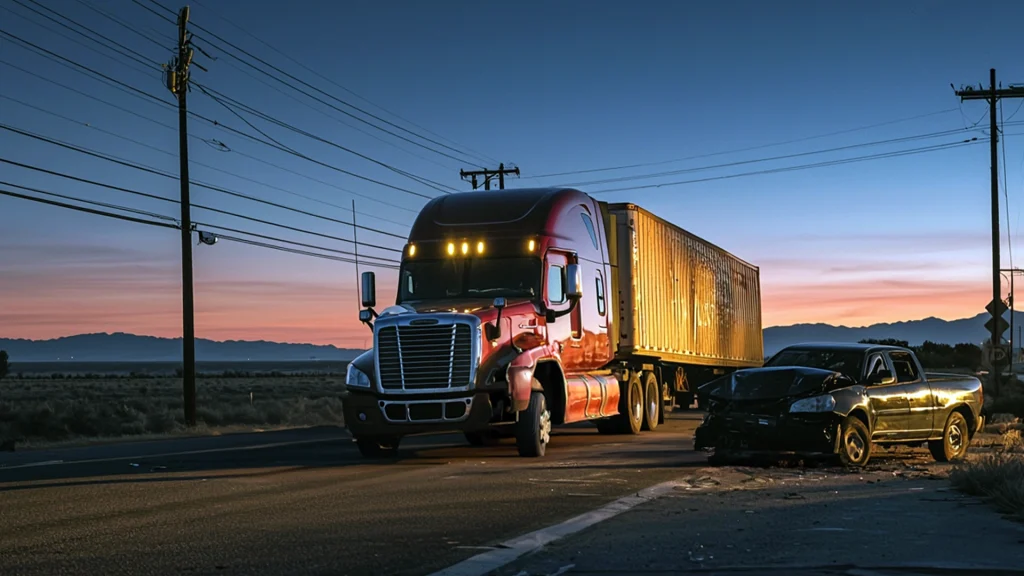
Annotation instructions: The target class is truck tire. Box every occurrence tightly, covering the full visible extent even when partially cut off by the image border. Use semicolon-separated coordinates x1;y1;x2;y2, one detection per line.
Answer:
516;390;551;457
641;372;660;431
618;373;644;434
929;411;970;462
356;435;401;459
837;416;871;468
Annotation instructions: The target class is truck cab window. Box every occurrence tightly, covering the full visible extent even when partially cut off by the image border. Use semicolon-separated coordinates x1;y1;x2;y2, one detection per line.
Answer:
595;274;606;316
547;264;565;304
581;213;599;250
888;351;920;383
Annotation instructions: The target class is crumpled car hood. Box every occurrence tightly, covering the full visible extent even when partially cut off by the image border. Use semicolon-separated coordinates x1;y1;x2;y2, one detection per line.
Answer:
700;366;854;407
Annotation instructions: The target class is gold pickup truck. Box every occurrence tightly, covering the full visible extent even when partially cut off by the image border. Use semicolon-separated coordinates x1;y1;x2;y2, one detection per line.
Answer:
693;342;986;468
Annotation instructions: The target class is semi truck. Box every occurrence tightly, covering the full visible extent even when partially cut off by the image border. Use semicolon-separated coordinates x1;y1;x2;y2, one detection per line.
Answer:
342;187;763;458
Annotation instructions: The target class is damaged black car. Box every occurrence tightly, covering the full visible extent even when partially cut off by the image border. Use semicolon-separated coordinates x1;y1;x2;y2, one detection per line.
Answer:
693;343;985;468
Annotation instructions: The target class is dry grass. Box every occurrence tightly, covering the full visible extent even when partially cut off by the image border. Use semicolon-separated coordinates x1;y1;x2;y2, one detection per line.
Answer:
0;376;344;447
950;432;1024;521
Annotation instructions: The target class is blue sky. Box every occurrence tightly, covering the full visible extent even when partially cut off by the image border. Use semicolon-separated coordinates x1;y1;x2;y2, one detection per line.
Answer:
1;0;1023;346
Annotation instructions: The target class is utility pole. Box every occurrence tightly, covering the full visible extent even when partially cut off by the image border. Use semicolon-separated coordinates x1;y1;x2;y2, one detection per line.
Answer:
955;69;1024;396
167;6;196;426
460;163;520;190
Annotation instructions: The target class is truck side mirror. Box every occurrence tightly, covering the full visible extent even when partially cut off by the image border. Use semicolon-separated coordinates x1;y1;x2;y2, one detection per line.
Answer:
485;297;506;341
360;271;376;308
565;263;583;300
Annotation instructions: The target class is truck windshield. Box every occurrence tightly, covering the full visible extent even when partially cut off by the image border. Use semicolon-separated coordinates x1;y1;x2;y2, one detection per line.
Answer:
763;348;865;381
398;257;542;302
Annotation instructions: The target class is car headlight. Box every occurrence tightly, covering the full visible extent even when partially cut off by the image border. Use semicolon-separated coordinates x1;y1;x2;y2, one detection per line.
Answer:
346;363;371;388
789;394;836;413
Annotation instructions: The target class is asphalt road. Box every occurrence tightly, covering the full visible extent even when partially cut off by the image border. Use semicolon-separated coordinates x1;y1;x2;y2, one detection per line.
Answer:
0;411;711;576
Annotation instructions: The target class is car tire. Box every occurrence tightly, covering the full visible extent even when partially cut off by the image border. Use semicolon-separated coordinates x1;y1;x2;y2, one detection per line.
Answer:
516;389;551;457
641;372;660;432
356;435;400;459
837;416;872;468
929;411;970;462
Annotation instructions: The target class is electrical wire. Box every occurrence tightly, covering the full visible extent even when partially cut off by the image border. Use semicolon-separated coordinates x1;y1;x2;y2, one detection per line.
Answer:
0;126;410;245
70;0;171;53
1;179;178;224
194;82;457;194
559;125;1022;188
178;26;485;167
1006;100;1024;123
189;0;498;167
0;35;437;205
523;108;962;180
0;185;399;269
0;187;179;230
193;221;398;265
11;0;160;69
130;0;175;24
588;139;983;195
0;3;157;77
0;62;419;221
0;160;404;260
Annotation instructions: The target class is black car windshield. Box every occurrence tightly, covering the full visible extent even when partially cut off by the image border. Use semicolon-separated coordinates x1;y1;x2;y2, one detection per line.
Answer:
763;348;865;381
399;257;541;302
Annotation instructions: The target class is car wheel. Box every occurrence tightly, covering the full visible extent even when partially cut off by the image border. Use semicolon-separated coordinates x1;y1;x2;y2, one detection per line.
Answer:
837;416;872;468
929;411;970;462
516;389;551;457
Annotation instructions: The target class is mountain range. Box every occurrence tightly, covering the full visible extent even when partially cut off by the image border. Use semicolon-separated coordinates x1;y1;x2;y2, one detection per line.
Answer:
1;312;1019;361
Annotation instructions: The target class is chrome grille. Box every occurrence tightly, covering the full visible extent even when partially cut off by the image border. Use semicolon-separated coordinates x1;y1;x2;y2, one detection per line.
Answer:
377;323;474;391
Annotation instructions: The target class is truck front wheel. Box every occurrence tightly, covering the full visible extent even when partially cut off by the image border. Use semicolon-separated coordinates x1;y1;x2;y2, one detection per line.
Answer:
516;390;551;457
355;435;401;459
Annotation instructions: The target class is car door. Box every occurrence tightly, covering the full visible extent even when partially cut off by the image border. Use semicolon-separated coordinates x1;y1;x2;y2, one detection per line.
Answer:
862;352;911;439
888;350;934;438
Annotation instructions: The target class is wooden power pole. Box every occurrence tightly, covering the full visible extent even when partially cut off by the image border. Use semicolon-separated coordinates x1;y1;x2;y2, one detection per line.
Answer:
167;5;197;426
460;163;520;190
955;69;1024;396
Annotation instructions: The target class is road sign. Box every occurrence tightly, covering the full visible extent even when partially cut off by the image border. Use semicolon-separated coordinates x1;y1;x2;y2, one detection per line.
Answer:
985;315;1010;337
989;343;1010;365
986;298;1008;318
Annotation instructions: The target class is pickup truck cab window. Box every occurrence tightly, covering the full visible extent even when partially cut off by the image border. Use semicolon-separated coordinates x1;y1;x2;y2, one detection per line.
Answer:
888;351;921;383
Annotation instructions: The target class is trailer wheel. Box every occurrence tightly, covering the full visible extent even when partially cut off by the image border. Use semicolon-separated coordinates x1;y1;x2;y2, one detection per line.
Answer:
641;372;660;431
617;372;644;434
516;389;551;457
355;436;401;459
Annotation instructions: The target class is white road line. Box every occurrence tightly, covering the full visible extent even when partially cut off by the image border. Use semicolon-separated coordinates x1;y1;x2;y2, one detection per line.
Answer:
427;479;682;576
0;436;348;471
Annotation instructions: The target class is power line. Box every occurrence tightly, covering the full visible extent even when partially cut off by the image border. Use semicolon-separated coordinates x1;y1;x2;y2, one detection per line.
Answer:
0;33;437;204
10;0;160;69
0;185;400;269
130;0;175;24
1006;100;1024;123
0;158;404;260
0;62;419;221
194;82;456;194
0;125;410;245
0;187;179;230
523;108;961;180
588;139;982;195
0;2;157;76
1003;100;1014;272
189;0;498;167
561;124;1021;188
176;23;485;167
2;179;178;224
71;0;171;53
194;222;399;265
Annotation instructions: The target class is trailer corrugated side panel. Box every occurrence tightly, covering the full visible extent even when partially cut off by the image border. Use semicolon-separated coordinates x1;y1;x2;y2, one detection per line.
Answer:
608;203;763;368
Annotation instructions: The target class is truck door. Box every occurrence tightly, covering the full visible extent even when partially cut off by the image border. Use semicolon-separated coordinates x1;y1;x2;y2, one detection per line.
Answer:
888;350;934;438
863;353;912;439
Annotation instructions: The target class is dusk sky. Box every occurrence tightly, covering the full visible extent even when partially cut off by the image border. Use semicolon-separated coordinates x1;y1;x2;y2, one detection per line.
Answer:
1;0;1023;348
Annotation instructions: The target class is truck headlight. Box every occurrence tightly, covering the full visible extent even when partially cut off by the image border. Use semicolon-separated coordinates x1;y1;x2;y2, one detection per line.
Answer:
789;394;836;413
346;363;371;388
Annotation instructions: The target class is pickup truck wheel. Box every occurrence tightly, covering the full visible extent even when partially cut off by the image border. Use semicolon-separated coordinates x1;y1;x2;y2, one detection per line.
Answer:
356;436;401;459
642;372;660;431
929;411;970;462
516;390;551;457
838;416;872;468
